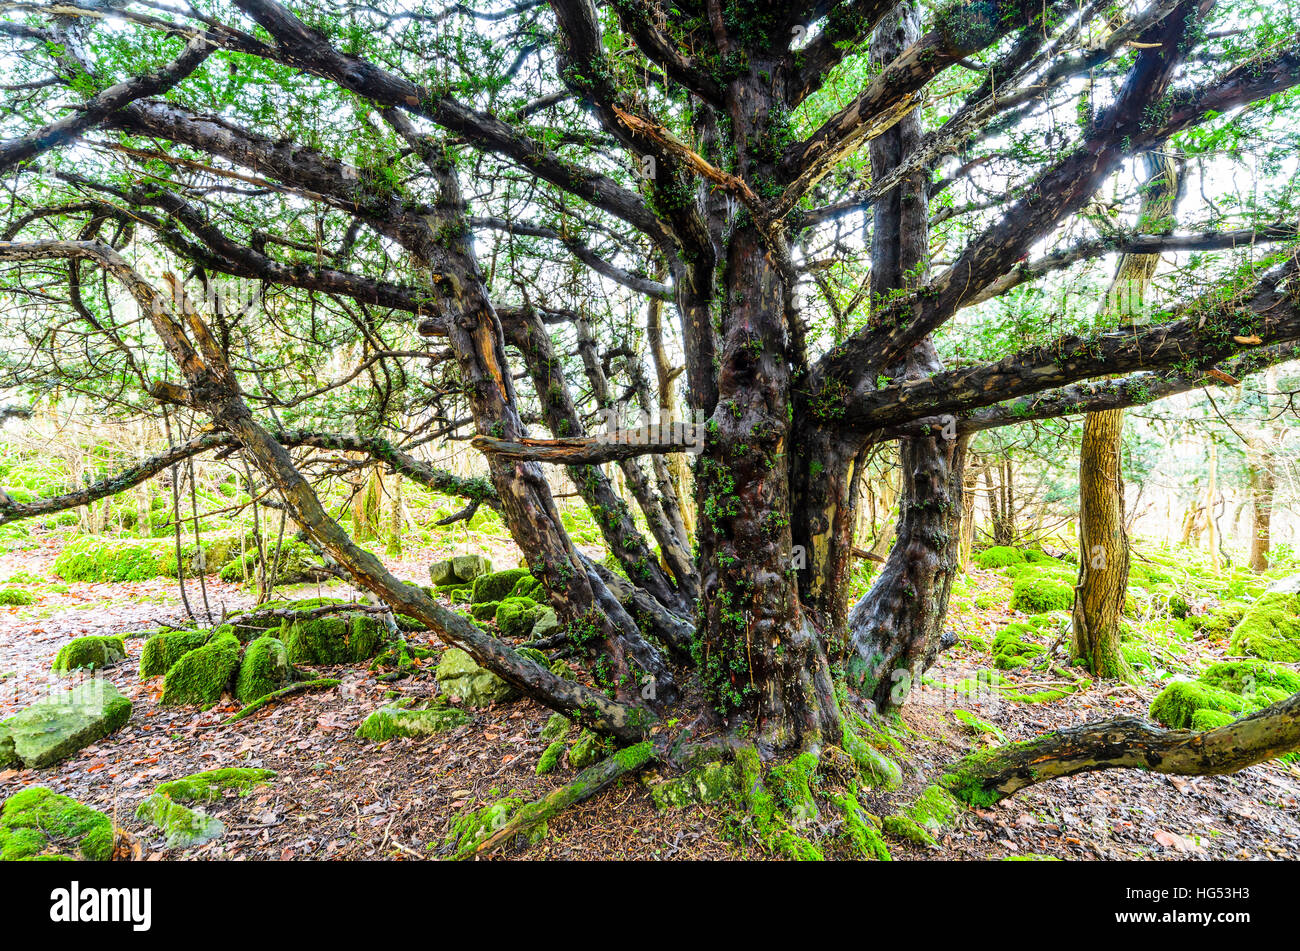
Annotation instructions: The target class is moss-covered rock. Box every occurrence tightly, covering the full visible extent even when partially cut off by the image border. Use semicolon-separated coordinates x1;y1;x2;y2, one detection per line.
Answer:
951;709;1006;742
135;793;224;849
508;575;545;601
52;635;126;674
154;767;276;803
235;634;291;703
355;704;472;741
471;568;531;604
469;600;500;621
452;554;493;581
1148;680;1250;729
435;647;518;707
1229;590;1300;662
1190;708;1236;731
495;597;545;638
0;586;36;606
1011;575;1074;614
0;680;132;769
1200;658;1300;704
566;729;608;769
231;597;347;639
540;712;571;741
991;623;1045;669
973;546;1025;569
648;760;740;809
217;541;325;586
138;628;212;678
160;632;241;707
0;787;113;860
281;613;384;666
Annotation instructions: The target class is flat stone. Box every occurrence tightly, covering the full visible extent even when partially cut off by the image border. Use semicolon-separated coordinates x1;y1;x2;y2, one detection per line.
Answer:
356;705;472;741
0;680;132;769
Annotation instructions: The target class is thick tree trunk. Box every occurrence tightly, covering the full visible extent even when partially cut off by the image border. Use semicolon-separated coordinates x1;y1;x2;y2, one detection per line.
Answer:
842;1;968;713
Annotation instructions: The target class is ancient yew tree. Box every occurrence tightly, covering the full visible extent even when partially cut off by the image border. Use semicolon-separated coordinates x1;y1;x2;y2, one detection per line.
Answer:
3;0;1300;831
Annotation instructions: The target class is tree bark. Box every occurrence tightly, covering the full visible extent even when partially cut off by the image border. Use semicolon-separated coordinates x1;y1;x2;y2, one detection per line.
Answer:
1073;150;1177;680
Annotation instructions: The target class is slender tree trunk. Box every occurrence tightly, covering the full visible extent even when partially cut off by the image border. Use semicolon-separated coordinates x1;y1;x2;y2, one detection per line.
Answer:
1073;150;1176;680
1073;406;1133;678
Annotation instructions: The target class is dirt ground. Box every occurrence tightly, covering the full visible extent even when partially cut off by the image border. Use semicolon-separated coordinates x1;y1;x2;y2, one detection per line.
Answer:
2;537;1297;861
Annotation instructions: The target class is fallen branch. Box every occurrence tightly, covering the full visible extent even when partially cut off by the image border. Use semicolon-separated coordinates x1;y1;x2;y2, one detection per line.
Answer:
222;678;341;724
941;690;1300;807
463;736;666;859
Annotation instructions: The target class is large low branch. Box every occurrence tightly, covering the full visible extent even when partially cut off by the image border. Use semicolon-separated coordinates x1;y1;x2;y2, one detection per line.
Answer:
839;258;1300;433
471;428;700;464
0;35;212;173
941;690;1300;806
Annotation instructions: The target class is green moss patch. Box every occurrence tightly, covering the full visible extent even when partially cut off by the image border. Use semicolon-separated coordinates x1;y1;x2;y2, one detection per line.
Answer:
991;623;1045;669
1230;590;1300;661
356;704;472;741
155;767;276;803
471;568;532;604
139;628;212;678
1011;575;1074;614
0;787;113;860
281;612;384;666
973;546;1025;569
0;586;36;606
135;793;224;849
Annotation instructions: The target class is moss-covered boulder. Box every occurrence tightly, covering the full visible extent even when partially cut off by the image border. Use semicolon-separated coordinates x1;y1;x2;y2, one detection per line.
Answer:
531;606;560;639
452;554;493;582
471;568;531;604
1200;658;1300;704
139;628;212;678
1229;589;1300;662
155;767;276;803
160;632;241;707
991;623;1045;669
508;575;545;601
469;600;500;621
973;546;1025;569
1011;575;1073;614
135;793;224;849
0;787;113;860
495;597;545;638
429;554;493;588
235;634;291;703
1148;680;1251;729
356;704;472;741
0;680;132;769
52;635;126;675
435;648;518;707
648;761;740;809
280;612;384;666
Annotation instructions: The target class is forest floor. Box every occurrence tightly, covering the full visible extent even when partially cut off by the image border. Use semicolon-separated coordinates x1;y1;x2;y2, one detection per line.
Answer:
2;536;1298;861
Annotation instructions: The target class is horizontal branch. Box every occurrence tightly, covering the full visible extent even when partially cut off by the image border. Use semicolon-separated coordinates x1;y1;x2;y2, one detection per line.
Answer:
941;690;1300;806
471;427;700;464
